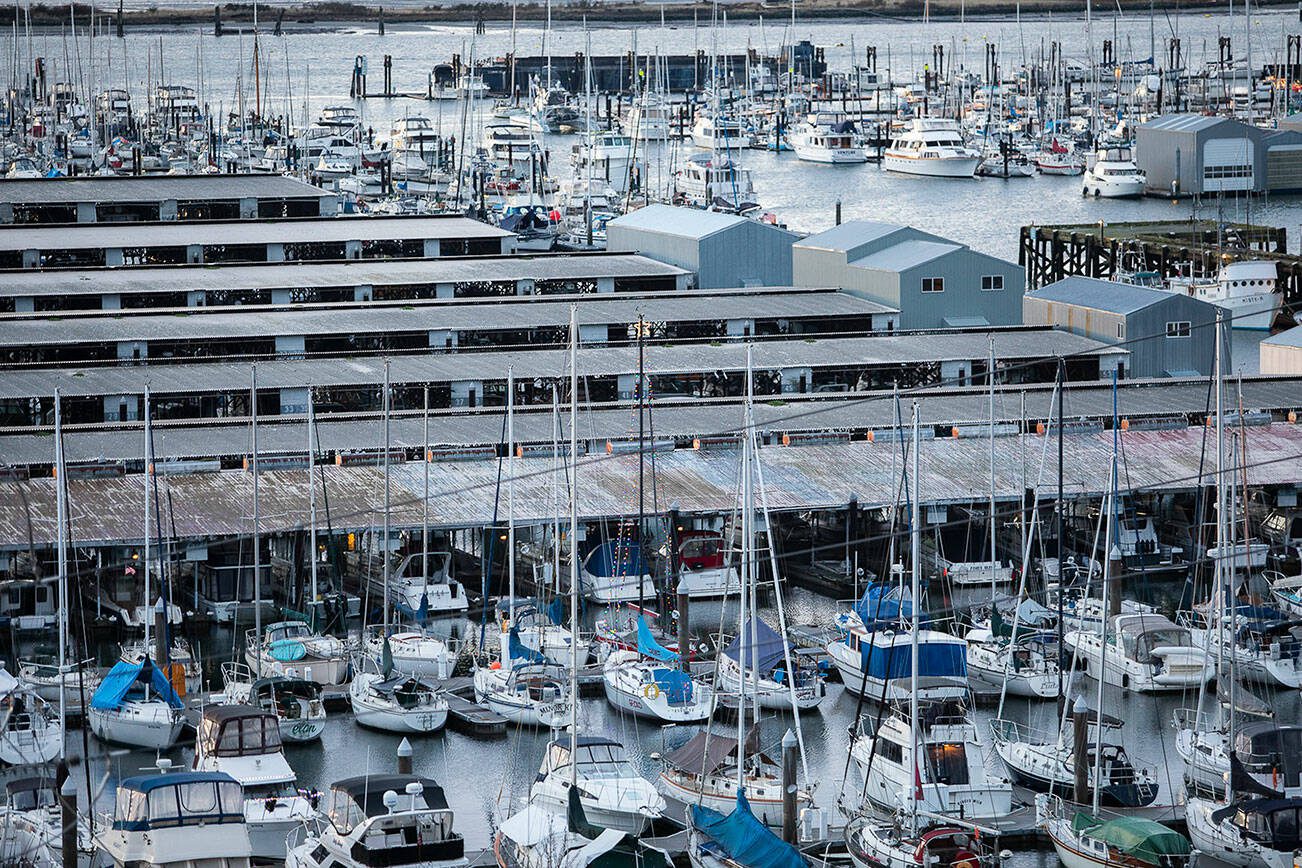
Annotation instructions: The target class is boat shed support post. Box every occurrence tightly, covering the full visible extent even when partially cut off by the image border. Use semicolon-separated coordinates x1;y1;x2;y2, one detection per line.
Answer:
782;728;798;844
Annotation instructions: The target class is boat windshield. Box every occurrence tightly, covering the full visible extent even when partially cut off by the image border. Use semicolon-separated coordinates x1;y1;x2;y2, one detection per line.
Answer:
114;779;245;830
267;622;311;642
574;744;635;779
205;713;282;757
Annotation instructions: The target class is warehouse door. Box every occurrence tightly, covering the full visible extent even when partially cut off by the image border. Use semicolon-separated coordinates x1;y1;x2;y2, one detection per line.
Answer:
1267;145;1302;192
1202;137;1255;192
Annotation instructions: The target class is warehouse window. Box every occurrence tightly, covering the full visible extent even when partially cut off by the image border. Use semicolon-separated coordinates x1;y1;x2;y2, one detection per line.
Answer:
921;277;945;293
981;275;1004;291
1117;323;1125;339
1166;321;1191;337
1204;164;1253;180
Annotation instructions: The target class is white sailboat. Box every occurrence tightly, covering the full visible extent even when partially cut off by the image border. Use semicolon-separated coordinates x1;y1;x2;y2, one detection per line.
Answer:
350;654;449;734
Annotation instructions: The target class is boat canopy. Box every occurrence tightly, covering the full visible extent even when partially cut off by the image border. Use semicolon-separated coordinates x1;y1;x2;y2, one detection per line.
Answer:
585;539;648;578
637;616;678;663
90;658;183;710
651;668;693;704
852;583;915;626
1212;799;1302;851
1070;813;1191;866
691;789;807;868
199;705;282;757
723;618;787;673
664;727;761;775
113;772;244;831
860;632;966;681
330;774;449;818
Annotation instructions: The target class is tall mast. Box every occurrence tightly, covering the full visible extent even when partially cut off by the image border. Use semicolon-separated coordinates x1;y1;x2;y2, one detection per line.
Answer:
53;387;68;744
1214;311;1229;800
307;386;318;604
423;385;431;594
143;385;153;656
382;359;392;634
251;367;260;674
569;306;580;787
737;345;753;794
909;400;920;836
636;317;645;612
988;337;997;597
746;347;760;727
1092;372;1119;817
1055;357;1065;720
507;366;516;622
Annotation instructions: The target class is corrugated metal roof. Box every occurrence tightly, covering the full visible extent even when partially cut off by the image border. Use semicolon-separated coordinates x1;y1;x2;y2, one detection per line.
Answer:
1263;325;1302;349
1;422;1298;547
0;287;887;346
0;174;332;205
793;220;910;254
0;329;1123;400
1030;277;1182;315
2;375;1296;466
0;254;688;298
609;204;746;240
1141;114;1229;133
0;215;511;251
850;239;962;272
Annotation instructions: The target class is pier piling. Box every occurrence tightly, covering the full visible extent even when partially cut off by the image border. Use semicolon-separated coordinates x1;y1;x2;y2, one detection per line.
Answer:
1071;696;1089;804
397;737;413;774
781;729;798;844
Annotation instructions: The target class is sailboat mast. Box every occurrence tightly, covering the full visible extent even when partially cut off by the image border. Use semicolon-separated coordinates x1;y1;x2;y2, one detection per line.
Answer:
307;386;318;604
636;319;645;612
54;387;68;740
382;360;392;634
988;337;997;596
1092;373;1120;817
746;348;760;728
1214;311;1228;799
569;306;580;788
508;366;516;622
1055;357;1065;720
251;367;261;674
423;386;431;597
738;345;753;794
909;400;920;836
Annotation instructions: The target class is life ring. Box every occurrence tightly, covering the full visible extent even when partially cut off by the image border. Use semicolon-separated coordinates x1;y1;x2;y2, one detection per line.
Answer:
643;683;661;701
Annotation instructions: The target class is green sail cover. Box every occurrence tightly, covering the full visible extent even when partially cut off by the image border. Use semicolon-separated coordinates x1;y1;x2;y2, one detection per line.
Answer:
1070;813;1191;866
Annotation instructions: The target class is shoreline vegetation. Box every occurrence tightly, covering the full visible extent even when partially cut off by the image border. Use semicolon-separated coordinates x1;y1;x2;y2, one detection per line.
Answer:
14;0;1294;31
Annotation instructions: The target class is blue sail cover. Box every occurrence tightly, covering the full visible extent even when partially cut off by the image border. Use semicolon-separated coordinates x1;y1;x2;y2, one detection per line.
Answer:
508;626;550;665
90;659;184;710
652;668;693;705
586;539;648;578
861;635;966;680
722;618;787;673
637;616;679;663
853;584;917;626
691;789;806;868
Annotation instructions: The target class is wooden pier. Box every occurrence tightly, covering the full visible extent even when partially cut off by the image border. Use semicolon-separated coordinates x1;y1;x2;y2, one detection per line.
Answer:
1018;220;1300;316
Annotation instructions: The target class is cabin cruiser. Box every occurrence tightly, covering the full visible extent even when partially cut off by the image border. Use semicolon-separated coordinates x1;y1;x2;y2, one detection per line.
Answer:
851;699;1013;821
483;120;543;169
846;815;1000;868
1186;605;1302;689
1082;146;1146;197
675;530;740;598
3;776;90;862
87;658;186;750
349;657;448;733
675;153;758;212
883;118;981;178
788;117;869;163
472;658;571;728
388;550;469;619
0;670;62;766
715;617;823;710
1166;260;1283;331
389;116;442;155
1038;795;1192;868
580;539;656;604
690;113;754;151
194;706;320;860
572;130;643;194
220;662;327;743
286;774;467;868
318;105;362;131
529;737;666;834
623;94;672;141
246;620;350;686
659;728;811;825
93;768;253;868
1064;612;1214;693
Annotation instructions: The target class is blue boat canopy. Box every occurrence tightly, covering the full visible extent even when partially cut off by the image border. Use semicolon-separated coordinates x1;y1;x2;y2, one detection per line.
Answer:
853;583;916;626
585;539;648;578
90;659;184;711
861;635;966;680
651;668;693;704
509;626;550;665
637;616;678;663
723;618;787;673
691;789;806;868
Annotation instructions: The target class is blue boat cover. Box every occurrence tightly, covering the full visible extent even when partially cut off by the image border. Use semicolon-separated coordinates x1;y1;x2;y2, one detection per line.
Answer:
546;597;566;627
853;584;916;626
861;636;966;680
690;789;806;868
637;616;679;663
722;618;786;673
652;668;693;705
586;539;648;578
269;639;307;662
90;659;184;711
509;626;550;664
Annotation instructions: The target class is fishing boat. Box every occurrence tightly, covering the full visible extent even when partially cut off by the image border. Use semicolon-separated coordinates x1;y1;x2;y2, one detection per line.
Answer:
1037;794;1192;868
715;618;824;710
675;530;741;598
882;118;981;178
93;769;253;868
580;538;656;604
286;774;468;868
602;618;715;722
220;662;328;744
472;655;571;728
1166;260;1283;331
87;658;186;750
193;706;321;861
245;620;350;686
1064;613;1213;693
1081;146;1146;197
675;153;759;212
0;670;62;766
660;728;812;826
349;657;449;734
691;114;754;151
528;736;666;834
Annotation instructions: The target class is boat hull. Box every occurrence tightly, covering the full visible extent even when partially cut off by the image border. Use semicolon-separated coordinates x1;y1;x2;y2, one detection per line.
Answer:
87;702;185;750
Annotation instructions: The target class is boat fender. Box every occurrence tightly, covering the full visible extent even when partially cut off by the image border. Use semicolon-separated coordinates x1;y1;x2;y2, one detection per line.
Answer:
643;683;661;700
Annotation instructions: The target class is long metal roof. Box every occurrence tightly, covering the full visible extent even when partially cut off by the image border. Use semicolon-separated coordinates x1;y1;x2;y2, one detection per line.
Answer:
0;215;511;250
0;253;688;298
1;375;1295;467
0;174;333;205
1;422;1297;547
0;329;1124;400
0;288;889;346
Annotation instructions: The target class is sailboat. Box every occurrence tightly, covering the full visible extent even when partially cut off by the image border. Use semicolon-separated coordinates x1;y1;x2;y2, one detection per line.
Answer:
0;669;62;765
602;617;715;722
350;651;449;734
660;727;812;826
497;787;672;868
716;618;824;711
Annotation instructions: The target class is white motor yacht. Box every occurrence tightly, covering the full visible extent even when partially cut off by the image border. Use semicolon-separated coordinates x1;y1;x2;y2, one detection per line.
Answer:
1082;146;1146;197
1064;612;1213;693
389;116;442;155
788;118;869;164
623;95;672;141
674;531;741;598
529;736;666;834
883;118;981;178
675;153;758;211
690;113;754;150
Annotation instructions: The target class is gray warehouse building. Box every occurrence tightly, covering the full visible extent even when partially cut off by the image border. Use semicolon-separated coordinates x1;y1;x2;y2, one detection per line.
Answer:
791;221;1023;330
606;204;801;288
1024;277;1220;379
1135;114;1302;196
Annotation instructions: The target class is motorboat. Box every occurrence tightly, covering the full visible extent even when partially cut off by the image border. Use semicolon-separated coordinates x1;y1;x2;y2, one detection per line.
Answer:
851;698;1013;821
3;776;90;862
193;705;320;860
623;94;671;141
1064;612;1213;693
976;146;1037;178
482;120;542;169
220;662;327;743
362;626;457;679
674;530;741;598
1166;260;1283;331
318;105;362;131
845;816;998;868
944;560;1016;587
715;617;824;710
1081;146;1146;197
389;116;442;155
500;199;561;253
472;658;571;728
1186;797;1302;868
93;769;253;868
882;118;981;178
1186;606;1302;689
659;728;811;826
580;538;656;604
389;551;469;619
0;670;62;766
286;774;467;868
690;113;754;151
1038;794;1191;868
349;657;449;734
788;119;869;164
87;658;186;750
0;797;58;866
602;646;714;722
675;153;758;212
528;736;666;834
245;620;350;686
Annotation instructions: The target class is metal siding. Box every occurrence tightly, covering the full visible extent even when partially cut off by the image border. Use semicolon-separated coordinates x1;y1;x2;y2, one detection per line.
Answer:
1202;136;1257;193
1267;146;1302;191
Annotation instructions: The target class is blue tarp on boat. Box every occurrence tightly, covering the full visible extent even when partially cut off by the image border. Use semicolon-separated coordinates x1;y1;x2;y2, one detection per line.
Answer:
652;667;693;705
860;636;966;680
852;584;916;626
690;789;806;868
637;616;679;663
90;659;184;711
722;618;787;673
508;626;550;664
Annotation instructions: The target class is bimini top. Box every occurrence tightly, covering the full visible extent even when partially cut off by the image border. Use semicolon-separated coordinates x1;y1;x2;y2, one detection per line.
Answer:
331;775;449;817
113;772;245;832
119;771;240;794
